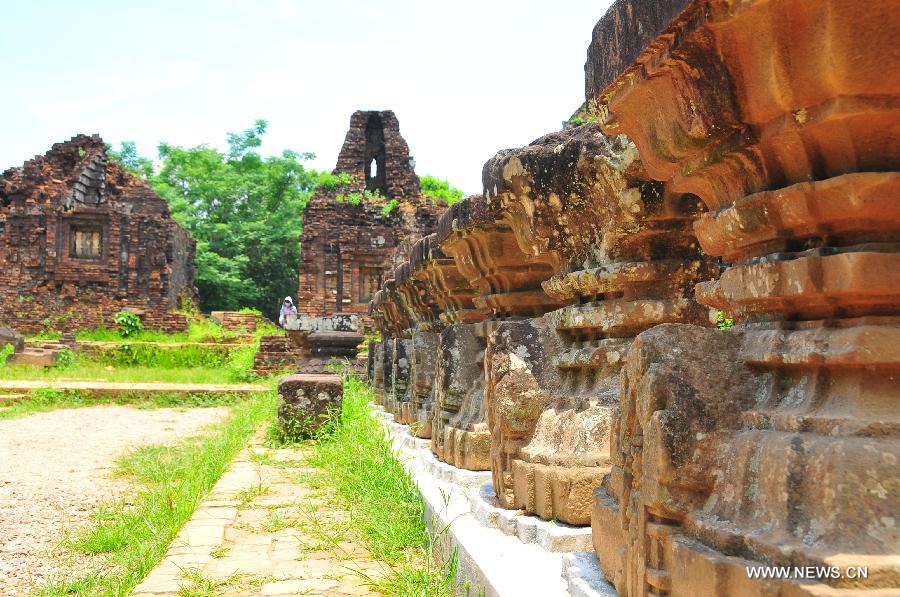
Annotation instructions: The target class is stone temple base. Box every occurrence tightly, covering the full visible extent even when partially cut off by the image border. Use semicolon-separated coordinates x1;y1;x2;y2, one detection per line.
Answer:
512;461;607;527
438;425;492;471
372;404;616;597
284;315;364;375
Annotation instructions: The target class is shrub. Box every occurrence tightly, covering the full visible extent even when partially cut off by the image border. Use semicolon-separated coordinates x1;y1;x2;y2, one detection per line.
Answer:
381;199;400;217
113;311;144;338
0;343;14;367
420;175;464;205
315;171;353;191
54;348;76;370
716;311;735;329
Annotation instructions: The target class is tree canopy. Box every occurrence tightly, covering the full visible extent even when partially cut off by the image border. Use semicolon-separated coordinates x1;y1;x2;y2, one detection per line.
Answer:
419;174;465;205
110;120;318;319
109;121;465;321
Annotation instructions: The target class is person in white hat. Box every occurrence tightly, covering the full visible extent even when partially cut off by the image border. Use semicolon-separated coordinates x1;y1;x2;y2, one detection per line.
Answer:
278;296;297;327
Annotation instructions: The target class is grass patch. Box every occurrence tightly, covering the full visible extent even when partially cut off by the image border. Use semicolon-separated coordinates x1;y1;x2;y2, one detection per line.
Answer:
39;390;277;596
177;568;217;597
0;341;266;384
261;510;294;532
0;362;263;385
235;483;269;506
68;317;280;344
301;375;457;596
0;388;251;421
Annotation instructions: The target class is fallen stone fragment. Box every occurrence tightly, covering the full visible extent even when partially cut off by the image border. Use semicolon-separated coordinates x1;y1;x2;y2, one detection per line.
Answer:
277;374;343;439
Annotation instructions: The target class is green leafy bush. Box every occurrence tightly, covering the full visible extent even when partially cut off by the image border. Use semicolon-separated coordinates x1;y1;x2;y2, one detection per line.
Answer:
113;311;144;338
314;171;353;191
335;189;384;207
0;343;15;367
54;348;76;370
716;311;735;329
420;175;464;205
568;115;598;126
381;199;400;217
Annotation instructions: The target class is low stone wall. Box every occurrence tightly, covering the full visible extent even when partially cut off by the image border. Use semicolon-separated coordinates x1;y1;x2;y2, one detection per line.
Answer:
252;335;302;375
1;301;188;335
210;311;257;332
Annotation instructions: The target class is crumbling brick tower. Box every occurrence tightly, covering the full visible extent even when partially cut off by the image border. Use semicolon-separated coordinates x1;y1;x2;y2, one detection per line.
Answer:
296;111;443;324
0;134;196;334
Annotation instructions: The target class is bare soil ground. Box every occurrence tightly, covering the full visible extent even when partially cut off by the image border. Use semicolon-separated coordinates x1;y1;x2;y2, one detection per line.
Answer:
0;405;228;596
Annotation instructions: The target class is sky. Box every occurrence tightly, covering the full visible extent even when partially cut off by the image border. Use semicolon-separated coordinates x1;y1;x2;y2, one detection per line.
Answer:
0;0;613;195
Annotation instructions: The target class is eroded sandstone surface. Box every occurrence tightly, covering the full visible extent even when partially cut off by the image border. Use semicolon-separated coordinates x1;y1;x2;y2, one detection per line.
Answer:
363;1;899;594
587;0;900;594
482;124;716;525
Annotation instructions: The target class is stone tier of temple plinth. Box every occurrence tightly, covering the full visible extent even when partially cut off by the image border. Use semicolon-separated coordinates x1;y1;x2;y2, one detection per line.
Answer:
482;123;717;525
430;195;567;471
401;235;483;438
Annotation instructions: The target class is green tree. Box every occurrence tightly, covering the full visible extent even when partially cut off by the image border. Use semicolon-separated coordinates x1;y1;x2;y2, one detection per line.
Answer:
110;121;320;319
107;141;154;180
420;174;464;205
108;123;466;320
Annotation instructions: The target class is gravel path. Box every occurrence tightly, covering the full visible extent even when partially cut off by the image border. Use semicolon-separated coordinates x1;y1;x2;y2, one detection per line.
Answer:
0;405;228;596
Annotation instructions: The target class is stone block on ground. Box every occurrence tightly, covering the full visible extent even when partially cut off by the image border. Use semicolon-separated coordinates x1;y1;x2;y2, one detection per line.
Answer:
6;347;59;367
0;326;25;353
277;374;343;439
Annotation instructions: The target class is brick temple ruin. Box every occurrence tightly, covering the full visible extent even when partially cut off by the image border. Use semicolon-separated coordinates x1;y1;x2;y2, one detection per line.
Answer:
296;110;442;321
268;110;445;373
366;0;900;594
0;135;196;334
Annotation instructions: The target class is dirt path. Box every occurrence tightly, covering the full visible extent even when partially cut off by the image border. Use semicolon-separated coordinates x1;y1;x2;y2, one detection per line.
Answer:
134;435;386;596
0;405;228;596
0;380;264;395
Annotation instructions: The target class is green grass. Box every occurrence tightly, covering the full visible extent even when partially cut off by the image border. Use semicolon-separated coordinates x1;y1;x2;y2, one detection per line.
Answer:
0;339;271;385
301;376;457;596
88;343;236;369
0;388;250;420
0;362;259;384
29;316;281;344
38;390;276;596
176;568;217;597
261;511;294;532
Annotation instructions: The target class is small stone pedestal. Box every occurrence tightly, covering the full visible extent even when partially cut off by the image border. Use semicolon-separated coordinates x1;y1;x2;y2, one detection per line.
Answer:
283;314;364;374
277;374;343;439
0;326;25;353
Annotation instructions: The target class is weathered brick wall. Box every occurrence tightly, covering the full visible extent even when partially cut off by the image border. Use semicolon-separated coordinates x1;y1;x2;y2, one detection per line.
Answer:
333;110;420;200
0;134;196;334
297;190;442;321
296;111;443;325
